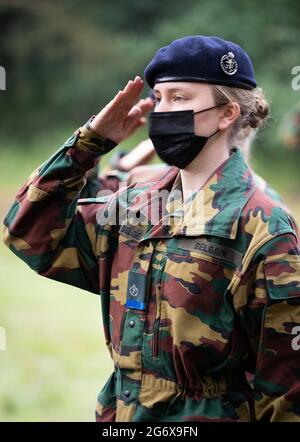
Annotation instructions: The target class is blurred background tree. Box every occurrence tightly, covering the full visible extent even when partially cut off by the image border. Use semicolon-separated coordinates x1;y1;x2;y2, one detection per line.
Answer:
1;0;300;153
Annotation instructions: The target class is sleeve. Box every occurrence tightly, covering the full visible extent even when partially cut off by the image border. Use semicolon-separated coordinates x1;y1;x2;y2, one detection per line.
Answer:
238;232;300;421
79;160;101;198
2;122;118;294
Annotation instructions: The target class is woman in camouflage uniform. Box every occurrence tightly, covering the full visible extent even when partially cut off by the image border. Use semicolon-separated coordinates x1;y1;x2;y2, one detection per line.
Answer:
3;35;300;422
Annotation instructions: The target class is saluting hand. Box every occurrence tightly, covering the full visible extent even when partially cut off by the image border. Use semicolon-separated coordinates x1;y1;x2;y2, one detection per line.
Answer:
90;76;153;144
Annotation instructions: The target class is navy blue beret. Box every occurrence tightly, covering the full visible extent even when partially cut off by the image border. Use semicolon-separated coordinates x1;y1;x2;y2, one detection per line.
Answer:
144;35;257;90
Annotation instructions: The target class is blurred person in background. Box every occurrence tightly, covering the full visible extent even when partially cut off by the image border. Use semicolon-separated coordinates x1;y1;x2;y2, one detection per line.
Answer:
280;100;300;151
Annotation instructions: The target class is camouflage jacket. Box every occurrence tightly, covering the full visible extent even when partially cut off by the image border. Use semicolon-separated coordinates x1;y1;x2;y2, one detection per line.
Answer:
81;150;299;239
3;123;300;422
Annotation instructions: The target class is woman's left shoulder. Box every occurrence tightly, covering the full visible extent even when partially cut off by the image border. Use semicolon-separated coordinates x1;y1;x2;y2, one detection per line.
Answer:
237;186;297;262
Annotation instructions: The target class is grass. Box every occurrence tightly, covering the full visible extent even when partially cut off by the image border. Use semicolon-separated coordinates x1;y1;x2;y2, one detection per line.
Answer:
0;241;115;421
0;128;300;421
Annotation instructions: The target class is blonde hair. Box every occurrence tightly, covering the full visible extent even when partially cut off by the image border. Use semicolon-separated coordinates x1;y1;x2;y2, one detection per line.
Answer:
212;85;269;150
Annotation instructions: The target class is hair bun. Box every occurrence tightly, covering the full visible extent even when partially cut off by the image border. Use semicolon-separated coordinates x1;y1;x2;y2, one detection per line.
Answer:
247;88;269;129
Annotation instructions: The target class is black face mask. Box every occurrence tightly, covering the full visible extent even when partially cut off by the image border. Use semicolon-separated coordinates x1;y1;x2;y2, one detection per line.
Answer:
148;105;221;169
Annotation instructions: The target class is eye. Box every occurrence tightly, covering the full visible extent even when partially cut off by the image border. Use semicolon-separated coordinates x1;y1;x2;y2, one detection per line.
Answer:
153;97;161;106
174;96;185;102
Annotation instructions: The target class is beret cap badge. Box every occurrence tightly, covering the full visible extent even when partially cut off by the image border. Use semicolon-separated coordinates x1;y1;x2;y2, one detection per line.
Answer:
220;51;238;76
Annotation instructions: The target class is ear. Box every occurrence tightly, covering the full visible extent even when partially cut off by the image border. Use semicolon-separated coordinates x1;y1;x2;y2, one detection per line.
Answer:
218;102;240;130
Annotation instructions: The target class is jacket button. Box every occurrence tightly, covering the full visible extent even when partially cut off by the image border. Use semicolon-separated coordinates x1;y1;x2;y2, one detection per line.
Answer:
124;389;131;397
128;320;135;328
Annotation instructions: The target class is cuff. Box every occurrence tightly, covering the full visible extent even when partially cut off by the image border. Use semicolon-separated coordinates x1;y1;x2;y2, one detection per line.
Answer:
75;115;118;155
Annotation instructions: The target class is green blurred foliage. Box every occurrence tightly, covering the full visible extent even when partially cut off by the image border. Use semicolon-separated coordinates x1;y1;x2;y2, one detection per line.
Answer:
0;0;300;153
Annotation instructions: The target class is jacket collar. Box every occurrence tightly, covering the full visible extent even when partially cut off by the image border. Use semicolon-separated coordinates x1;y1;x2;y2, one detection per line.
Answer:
123;147;257;241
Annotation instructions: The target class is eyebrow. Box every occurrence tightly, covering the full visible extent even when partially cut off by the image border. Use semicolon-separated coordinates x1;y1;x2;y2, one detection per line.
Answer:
153;87;191;95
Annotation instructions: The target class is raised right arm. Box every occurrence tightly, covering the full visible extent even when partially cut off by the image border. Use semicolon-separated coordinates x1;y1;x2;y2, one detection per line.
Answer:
2;76;150;294
2;124;117;294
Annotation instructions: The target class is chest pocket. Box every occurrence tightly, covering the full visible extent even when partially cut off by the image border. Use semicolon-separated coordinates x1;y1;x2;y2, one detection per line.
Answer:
153;237;242;366
108;223;148;352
